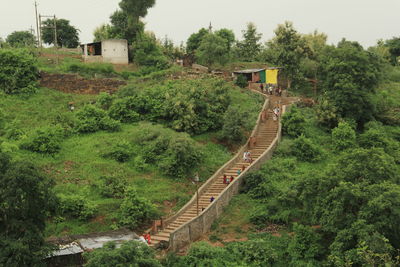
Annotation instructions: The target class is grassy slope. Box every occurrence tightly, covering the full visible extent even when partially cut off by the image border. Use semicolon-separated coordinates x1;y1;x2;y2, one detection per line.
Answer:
0;77;263;237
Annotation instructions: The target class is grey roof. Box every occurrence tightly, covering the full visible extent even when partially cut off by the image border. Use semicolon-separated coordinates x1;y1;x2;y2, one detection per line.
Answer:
233;68;265;74
78;232;138;250
47;243;83;258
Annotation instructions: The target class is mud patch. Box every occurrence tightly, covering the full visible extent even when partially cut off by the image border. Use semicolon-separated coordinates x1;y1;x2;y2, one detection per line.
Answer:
40;71;126;95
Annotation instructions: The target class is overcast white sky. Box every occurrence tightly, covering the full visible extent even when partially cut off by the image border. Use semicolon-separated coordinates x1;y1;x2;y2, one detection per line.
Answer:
1;0;399;47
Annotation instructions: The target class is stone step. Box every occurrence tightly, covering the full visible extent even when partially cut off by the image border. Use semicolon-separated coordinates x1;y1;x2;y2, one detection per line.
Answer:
151;235;169;242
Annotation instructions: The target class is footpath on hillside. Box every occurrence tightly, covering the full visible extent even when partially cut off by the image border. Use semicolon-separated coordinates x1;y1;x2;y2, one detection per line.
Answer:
149;92;296;251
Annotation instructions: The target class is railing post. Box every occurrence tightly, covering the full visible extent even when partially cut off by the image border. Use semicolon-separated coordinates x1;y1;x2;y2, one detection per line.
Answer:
261;109;267;122
249;136;257;149
151;220;158;234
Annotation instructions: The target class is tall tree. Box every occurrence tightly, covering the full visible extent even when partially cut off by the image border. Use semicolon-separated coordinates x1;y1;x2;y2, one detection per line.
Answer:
93;24;113;42
319;39;382;126
6;31;36;47
42;18;79;48
385;36;400;65
92;0;155;44
215;28;235;51
265;21;306;89
302;30;328;60
0;154;57;266
196;33;230;67
236;22;262;61
186;28;209;54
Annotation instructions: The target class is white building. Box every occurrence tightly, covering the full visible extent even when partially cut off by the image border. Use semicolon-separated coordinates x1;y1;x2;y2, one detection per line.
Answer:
81;39;129;65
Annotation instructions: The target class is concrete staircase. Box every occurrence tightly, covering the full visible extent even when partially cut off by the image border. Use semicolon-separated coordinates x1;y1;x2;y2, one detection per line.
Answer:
150;110;279;248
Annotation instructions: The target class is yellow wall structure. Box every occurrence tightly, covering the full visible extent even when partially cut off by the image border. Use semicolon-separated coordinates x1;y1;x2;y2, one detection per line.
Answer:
266;69;279;84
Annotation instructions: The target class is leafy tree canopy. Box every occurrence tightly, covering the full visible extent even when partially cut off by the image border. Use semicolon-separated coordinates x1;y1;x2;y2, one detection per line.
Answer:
195;33;230;67
0;154;56;266
236;22;262;62
385;36;400;65
96;0;154;44
186;28;209;54
265;21;307;88
215;28;235;51
42;18;79;48
6;31;36;47
319;39;382;126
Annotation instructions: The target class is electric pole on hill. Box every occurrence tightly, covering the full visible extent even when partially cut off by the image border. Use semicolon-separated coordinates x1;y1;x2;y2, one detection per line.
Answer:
39;14;59;63
34;1;40;47
39;14;57;48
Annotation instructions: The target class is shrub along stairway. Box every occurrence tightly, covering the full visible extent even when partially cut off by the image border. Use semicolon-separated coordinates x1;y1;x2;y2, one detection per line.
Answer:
150;93;289;250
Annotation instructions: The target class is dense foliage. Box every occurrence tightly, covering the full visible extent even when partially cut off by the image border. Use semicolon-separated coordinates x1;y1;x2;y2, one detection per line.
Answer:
115;78;232;134
0;49;38;94
20;125;65;154
240;105;400;265
118;186;158;228
131;32;170;71
196;33;230;67
6;31;36;47
75;104;121;133
319;40;382;127
84;241;160;267
265;21;307;89
0;153;56;266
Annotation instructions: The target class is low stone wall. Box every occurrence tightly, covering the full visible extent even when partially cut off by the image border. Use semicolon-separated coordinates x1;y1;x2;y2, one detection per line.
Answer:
168;95;287;252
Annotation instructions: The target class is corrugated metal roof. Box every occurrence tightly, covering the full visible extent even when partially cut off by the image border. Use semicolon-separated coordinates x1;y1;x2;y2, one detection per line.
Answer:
233;69;265;74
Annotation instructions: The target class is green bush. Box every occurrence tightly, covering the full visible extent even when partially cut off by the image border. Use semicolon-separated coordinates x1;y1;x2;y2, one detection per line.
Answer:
0;49;38;94
58;194;97;220
132;155;149;171
331;122;356;151
96;92;115;110
178;242;232;266
291;135;322;162
4;120;25;140
315;98;339;129
83;241;160;267
102;140;134;162
235;74;248;88
141;134;170;163
118;187;158;229
159;136;203;178
99;116;121;132
132;33;170;71
95;176;127;198
108;97;140;123
219;106;248;144
20;126;64;154
282;107;306;137
75;105;121;133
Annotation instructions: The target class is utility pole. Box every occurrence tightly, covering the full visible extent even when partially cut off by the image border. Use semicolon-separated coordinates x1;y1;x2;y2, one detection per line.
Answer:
39;14;59;63
39;14;58;47
39;14;42;47
193;173;200;215
34;1;40;46
53;15;57;48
